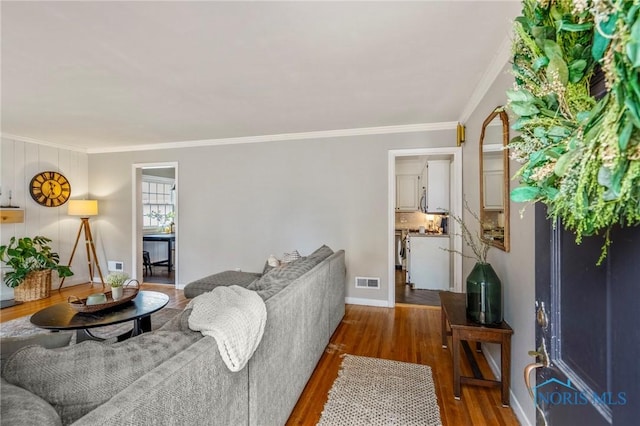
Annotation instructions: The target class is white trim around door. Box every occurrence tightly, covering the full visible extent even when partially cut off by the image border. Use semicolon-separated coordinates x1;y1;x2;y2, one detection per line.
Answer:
388;147;463;307
132;161;179;287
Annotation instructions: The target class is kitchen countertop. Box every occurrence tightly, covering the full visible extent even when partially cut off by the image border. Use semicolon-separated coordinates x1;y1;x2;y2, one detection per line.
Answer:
396;227;431;232
407;232;449;238
396;227;449;237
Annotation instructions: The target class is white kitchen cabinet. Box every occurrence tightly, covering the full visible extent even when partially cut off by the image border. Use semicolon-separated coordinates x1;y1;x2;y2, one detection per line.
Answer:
396;174;420;211
406;234;450;290
426;160;450;213
483;170;504;210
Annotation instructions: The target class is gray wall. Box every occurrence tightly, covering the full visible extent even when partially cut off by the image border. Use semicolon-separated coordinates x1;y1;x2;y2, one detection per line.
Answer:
1;68;534;426
88;130;455;302
461;65;535;425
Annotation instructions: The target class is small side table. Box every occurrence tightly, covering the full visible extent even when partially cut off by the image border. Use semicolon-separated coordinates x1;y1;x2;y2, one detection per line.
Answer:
439;291;513;406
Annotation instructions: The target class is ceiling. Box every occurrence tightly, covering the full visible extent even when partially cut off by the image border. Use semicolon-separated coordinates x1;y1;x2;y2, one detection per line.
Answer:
1;1;521;152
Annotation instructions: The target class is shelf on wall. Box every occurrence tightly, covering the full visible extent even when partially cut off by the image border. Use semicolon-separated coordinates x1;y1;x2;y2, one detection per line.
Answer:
0;209;24;224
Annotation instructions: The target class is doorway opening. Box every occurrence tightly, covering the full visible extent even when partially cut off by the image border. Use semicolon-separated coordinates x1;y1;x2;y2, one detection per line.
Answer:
388;147;463;307
132;162;178;286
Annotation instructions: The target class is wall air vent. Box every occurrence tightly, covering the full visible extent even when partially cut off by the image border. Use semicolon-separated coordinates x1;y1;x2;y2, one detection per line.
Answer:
355;277;380;289
107;260;124;272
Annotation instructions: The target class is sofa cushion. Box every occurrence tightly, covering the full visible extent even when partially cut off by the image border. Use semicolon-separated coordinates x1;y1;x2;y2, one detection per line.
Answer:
247;246;335;300
306;245;334;263
157;307;194;332
184;270;261;299
2;327;202;425
1;332;72;364
247;257;316;300
1;378;62;426
249;257;308;289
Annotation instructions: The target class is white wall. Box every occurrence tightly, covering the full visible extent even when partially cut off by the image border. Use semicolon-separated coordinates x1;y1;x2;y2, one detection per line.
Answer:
88;130;455;301
462;66;535;425
0;137;91;298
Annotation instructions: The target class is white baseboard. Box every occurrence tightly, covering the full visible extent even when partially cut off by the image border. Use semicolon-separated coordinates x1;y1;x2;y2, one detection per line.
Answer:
345;297;391;307
484;347;533;426
58;277;96;289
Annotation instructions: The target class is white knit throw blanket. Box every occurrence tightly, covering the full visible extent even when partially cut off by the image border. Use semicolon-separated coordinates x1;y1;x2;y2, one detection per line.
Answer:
187;285;267;372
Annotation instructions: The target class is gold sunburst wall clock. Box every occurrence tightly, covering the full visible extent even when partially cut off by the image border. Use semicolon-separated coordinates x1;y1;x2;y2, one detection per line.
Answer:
29;171;71;207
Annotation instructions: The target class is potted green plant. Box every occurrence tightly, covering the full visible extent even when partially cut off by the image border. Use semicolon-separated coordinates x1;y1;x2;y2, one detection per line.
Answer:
0;236;73;301
105;272;129;300
146;210;175;233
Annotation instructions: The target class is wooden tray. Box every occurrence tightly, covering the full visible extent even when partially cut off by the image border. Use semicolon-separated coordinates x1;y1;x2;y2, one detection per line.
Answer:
68;280;139;313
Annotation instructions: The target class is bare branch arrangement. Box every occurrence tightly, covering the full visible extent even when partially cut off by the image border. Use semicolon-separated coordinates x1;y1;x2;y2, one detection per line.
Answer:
443;198;491;264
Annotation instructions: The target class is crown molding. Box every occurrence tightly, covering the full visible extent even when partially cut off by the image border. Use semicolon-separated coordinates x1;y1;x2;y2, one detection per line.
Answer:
3;122;457;154
87;122;458;154
0;133;88;153
458;33;512;124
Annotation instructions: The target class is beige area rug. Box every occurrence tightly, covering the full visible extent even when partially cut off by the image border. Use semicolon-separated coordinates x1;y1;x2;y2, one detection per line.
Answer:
318;355;442;426
0;308;181;344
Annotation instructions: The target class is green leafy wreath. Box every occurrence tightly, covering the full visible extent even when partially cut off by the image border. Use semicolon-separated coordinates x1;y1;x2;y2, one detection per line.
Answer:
508;0;640;262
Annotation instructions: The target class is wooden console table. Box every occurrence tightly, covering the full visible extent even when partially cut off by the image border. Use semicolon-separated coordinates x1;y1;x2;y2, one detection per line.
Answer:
439;291;513;406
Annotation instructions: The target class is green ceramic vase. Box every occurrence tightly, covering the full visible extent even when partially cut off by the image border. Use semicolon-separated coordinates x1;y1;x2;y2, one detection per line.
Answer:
466;262;502;325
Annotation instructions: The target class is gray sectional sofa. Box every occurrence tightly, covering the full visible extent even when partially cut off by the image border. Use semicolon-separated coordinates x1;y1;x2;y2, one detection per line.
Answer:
1;246;346;425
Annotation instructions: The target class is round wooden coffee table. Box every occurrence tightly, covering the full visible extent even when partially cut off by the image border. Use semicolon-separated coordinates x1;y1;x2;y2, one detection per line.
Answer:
30;290;170;343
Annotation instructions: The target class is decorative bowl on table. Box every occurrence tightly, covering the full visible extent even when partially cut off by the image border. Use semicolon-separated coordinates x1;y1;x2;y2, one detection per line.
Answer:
68;280;139;313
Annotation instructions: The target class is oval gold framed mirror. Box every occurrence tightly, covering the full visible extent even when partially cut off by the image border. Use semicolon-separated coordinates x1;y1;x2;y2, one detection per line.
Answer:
479;106;510;252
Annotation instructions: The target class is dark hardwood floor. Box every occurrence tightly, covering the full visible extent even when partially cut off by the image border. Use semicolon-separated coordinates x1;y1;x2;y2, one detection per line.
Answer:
395;268;442;306
0;282;519;425
288;304;520;425
142;267;175;284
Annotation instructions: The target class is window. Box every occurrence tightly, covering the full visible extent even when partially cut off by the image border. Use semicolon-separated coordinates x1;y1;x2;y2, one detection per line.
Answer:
142;176;175;229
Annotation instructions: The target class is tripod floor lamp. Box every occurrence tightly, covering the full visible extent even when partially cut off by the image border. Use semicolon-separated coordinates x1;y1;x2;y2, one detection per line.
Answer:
58;200;105;290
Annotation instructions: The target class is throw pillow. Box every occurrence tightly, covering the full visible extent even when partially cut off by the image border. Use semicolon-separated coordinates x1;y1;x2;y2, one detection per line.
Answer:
281;250;301;263
262;251;300;275
267;254;280;267
262;254;281;275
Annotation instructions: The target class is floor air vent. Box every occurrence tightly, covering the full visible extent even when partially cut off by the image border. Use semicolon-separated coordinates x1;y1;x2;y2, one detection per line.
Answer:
355;277;380;289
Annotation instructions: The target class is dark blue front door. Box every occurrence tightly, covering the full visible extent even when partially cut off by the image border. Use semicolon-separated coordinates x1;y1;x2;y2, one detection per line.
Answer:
533;204;639;425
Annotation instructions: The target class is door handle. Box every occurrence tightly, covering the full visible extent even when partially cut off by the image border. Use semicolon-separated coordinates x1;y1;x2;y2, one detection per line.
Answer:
525;339;550;400
525;345;551;426
524;361;545;400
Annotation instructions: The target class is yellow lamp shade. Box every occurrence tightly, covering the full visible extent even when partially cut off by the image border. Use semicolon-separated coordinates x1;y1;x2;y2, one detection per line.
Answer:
68;200;98;217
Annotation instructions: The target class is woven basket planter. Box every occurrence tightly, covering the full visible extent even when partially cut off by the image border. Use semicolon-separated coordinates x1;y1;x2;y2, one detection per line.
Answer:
14;270;52;302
